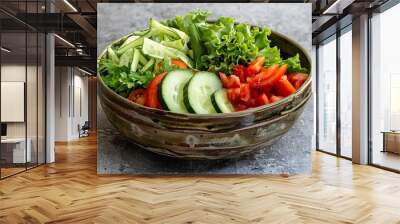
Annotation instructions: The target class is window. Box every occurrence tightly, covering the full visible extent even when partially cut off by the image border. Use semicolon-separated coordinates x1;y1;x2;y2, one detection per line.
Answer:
339;27;352;158
317;36;337;154
370;3;400;171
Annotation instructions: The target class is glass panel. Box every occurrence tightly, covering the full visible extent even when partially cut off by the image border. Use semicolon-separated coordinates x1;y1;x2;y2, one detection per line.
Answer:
317;36;337;154
371;4;400;171
340;28;352;158
27;31;38;169
38;32;45;165
1;30;27;177
26;0;39;169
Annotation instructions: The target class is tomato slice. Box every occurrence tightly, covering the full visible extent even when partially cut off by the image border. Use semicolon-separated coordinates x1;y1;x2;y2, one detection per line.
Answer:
246;56;265;76
239;83;251;102
287;73;308;89
227;87;241;102
233;64;246;82
256;93;269;106
274;75;296;97
256;64;288;91
128;88;146;105
145;72;167;109
270;95;283;103
219;73;240;88
219;73;230;88
248;64;279;88
229;75;241;88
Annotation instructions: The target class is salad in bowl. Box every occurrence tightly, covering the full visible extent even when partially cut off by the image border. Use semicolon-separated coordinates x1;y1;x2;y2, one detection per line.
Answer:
98;10;309;115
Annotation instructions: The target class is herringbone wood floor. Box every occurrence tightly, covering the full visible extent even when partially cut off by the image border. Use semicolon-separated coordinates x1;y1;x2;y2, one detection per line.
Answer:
1;135;400;224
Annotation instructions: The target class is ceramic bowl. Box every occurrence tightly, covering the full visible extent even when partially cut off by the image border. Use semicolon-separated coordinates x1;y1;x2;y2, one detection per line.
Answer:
98;30;312;159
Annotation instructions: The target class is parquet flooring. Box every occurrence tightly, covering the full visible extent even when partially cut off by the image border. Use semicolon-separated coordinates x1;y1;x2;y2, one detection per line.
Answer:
1;134;400;224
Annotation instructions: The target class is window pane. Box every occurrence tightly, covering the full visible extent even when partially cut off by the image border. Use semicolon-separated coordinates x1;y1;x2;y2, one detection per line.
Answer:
371;3;400;171
318;37;337;154
1;30;28;177
340;28;352;158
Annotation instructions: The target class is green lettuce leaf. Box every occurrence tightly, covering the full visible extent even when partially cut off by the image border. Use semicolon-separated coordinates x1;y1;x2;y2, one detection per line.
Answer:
99;58;153;97
282;53;308;73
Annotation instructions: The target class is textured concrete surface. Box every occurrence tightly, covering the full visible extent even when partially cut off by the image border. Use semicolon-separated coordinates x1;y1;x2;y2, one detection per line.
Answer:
97;3;313;175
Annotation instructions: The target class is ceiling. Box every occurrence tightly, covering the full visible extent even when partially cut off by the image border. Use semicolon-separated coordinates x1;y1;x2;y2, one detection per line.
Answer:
0;0;393;71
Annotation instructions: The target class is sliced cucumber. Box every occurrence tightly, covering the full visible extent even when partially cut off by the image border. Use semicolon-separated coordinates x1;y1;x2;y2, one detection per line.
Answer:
211;89;235;113
159;70;193;113
184;71;222;114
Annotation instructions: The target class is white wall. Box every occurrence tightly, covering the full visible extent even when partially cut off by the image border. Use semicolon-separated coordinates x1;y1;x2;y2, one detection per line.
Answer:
54;67;89;141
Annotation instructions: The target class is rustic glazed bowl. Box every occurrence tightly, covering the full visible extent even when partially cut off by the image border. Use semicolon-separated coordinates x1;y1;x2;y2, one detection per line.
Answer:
98;29;312;159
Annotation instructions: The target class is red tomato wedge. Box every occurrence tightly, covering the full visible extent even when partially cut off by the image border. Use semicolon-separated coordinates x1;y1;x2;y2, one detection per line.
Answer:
239;83;251;102
248;64;279;88
287;73;308;89
256;93;269;106
219;73;240;88
145;72;167;109
246;56;265;76
233;64;246;82
255;64;288;91
227;87;241;102
270;95;284;103
128;88;146;105
171;59;188;69
274;75;296;97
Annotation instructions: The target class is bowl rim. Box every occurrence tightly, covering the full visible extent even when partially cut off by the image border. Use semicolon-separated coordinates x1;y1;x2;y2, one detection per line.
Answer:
97;27;312;119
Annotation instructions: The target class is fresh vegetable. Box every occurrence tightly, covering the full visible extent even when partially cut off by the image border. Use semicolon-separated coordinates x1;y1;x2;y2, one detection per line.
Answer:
287;72;308;89
246;56;265;76
233;65;246;82
270;95;283;103
256;93;269;106
282;54;308;73
167;10;208;68
222;61;291;111
171;59;188;69
159;70;193;113
99;60;153;97
184;71;222;114
145;72;167;108
99;10;310;114
211;89;235;113
219;73;240;88
274;75;296;97
253;64;288;91
239;83;251;102
128;88;146;105
248;64;279;88
142;38;193;68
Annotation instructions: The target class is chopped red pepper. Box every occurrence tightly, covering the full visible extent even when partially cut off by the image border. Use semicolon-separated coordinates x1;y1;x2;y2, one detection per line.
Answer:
287;73;308;89
256;93;270;106
246;56;265;76
274;75;296;97
233;64;247;82
145;72;167;109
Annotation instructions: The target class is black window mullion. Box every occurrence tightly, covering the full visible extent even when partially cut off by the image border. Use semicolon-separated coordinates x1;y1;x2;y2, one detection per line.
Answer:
336;27;341;157
24;0;28;171
315;45;320;150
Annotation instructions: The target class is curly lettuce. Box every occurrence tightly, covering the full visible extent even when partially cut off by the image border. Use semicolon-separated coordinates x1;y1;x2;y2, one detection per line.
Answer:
168;10;308;74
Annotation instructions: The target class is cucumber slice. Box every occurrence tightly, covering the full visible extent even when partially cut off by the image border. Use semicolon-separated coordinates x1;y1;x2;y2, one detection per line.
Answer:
184;71;222;114
159;70;193;113
211;89;235;113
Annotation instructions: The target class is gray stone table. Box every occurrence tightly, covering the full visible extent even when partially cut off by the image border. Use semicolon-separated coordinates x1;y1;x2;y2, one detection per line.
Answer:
97;3;313;175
